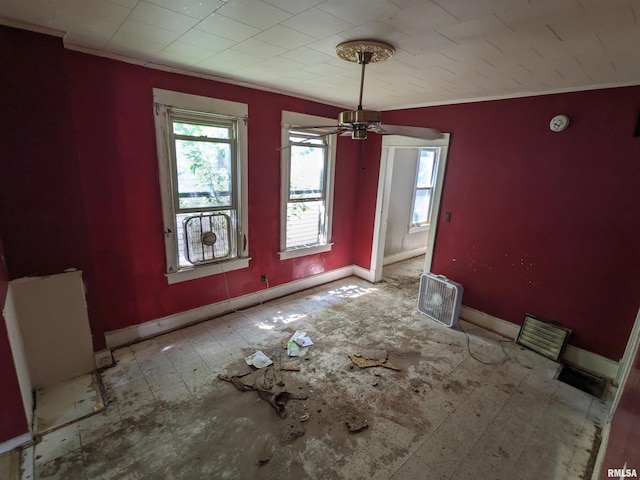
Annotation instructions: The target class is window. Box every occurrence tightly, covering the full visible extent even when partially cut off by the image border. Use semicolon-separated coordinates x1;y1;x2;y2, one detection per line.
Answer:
153;89;249;284
280;111;336;260
411;148;440;230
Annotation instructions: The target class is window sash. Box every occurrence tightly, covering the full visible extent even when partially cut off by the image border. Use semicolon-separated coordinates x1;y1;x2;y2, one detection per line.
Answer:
169;110;238;214
285;132;328;248
411;148;439;227
279;112;336;257
288;142;326;202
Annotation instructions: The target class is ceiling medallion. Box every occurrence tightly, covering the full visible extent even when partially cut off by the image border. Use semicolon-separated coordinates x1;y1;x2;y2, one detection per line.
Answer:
335;40;395;64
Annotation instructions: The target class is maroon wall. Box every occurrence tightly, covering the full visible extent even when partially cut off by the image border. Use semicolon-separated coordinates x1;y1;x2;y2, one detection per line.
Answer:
0;236;28;443
600;335;640;476
0;27;103;349
64;51;360;333
0;27;92;278
353;139;380;268
380;90;640;360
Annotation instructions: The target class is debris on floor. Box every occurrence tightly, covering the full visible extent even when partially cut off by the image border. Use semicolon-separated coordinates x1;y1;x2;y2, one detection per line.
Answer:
279;422;306;443
287;340;300;357
348;349;401;371
244;350;273;368
343;408;369;433
282;364;300;371
218;351;307;419
287;331;313;357
33;258;607;479
290;330;313;347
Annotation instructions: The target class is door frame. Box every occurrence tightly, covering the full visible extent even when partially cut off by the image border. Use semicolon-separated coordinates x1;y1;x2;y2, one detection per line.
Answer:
369;133;450;282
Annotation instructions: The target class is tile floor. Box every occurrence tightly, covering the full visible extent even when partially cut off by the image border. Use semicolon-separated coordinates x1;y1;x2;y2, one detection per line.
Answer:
34;374;104;435
27;258;612;479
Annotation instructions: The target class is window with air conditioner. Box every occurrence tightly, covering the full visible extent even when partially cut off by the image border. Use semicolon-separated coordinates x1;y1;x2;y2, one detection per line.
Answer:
280;111;336;260
153;89;249;284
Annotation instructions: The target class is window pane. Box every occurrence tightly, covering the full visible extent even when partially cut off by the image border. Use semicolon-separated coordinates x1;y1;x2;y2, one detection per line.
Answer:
173;121;231;139
290;145;324;200
286;200;323;248
417;150;436;188
413;189;432;225
174;139;232;209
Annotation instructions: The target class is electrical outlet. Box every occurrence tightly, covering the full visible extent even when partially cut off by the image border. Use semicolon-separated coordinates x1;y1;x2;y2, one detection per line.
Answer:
261;274;267;283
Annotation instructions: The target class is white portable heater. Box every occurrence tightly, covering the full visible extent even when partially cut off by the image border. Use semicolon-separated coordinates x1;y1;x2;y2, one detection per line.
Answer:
417;273;464;327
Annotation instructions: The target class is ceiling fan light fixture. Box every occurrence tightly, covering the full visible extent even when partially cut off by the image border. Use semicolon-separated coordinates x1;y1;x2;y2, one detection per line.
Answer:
351;128;368;140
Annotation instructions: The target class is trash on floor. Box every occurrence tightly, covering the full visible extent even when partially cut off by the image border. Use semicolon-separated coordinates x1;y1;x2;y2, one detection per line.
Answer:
245;350;273;368
348;349;401;371
287;340;300;357
282;364;300;371
219;351;308;419
290;330;313;347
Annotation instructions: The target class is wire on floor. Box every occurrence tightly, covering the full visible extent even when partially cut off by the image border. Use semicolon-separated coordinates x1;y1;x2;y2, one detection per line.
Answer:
457;321;512;366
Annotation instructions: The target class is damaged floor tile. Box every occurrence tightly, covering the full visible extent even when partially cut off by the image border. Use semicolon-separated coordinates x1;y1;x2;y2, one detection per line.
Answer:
25;258;610;479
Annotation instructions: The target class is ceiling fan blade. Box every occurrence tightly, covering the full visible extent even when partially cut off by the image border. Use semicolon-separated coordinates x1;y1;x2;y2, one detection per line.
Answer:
278;128;349;151
370;124;443;140
290;125;341;131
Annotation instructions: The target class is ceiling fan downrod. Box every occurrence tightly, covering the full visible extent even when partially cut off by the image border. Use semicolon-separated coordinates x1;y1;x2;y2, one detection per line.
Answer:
356;51;373;110
335;40;395;139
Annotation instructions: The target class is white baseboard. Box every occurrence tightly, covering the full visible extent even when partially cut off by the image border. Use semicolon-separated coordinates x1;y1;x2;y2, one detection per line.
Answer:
105;265;355;349
460;305;620;382
0;432;31;455
353;265;375;283
460;306;521;339
382;247;427;266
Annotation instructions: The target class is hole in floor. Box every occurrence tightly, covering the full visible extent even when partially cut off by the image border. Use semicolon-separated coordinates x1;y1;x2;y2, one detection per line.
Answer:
557;364;607;399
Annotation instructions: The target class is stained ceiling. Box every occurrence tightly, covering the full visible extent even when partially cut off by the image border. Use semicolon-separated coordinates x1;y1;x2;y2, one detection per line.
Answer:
1;0;639;110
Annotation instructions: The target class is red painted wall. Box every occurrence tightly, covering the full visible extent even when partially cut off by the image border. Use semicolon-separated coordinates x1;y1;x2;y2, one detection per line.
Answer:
64;51;360;333
353;138;381;268
380;90;640;360
2;25;639;367
600;334;640;477
0;235;29;443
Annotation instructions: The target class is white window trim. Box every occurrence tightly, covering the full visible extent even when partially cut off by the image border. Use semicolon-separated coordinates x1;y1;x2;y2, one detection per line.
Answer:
153;88;250;284
408;224;430;234
279;111;337;260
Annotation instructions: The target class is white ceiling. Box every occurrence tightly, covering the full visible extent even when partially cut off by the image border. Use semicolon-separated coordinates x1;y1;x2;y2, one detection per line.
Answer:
2;0;639;110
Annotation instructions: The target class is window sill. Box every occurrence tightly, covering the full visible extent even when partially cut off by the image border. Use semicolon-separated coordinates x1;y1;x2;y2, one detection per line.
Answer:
166;257;251;285
408;225;430;234
279;243;333;260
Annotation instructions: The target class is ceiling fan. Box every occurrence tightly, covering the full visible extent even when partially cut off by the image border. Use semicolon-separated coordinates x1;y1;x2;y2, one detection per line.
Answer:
293;40;443;141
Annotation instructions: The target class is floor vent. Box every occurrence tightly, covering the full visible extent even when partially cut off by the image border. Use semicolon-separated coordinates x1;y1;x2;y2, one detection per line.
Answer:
516;314;571;361
557;365;608;399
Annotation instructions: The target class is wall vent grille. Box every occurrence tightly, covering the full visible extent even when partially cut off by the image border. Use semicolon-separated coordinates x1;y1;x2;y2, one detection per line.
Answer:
516;314;571;361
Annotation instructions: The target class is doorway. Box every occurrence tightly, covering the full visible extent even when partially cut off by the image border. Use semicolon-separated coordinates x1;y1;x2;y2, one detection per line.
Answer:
369;134;450;282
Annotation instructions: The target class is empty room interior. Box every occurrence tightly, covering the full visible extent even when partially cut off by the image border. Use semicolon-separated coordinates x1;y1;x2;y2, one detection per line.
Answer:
1;1;640;479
